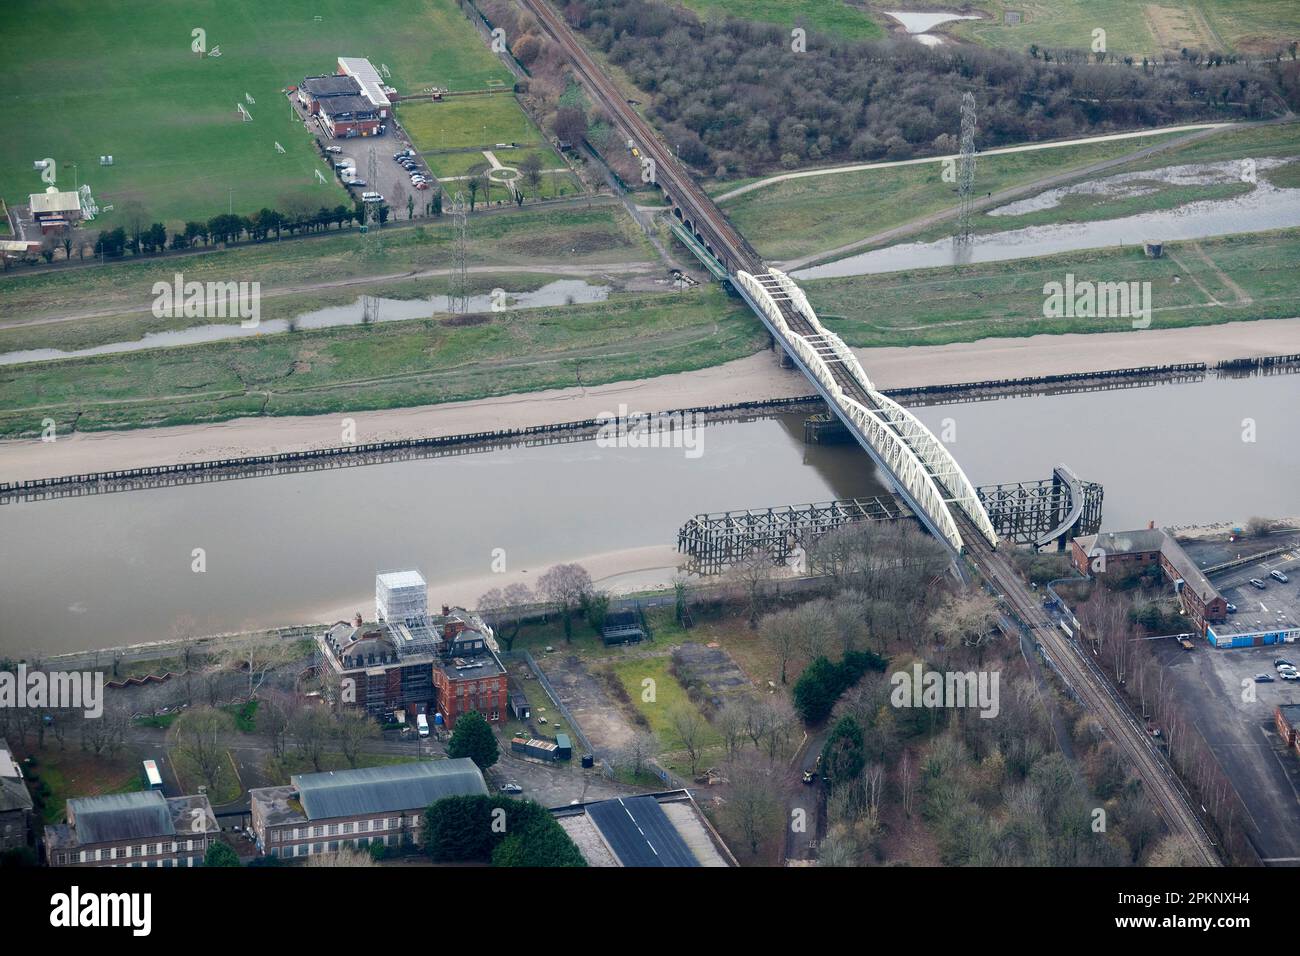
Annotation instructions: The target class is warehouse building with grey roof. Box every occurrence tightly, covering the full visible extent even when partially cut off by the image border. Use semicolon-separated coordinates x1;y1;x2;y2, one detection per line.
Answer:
44;789;219;867
249;758;487;859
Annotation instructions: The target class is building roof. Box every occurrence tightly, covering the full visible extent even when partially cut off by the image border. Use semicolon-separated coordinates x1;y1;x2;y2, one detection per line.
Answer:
338;57;391;108
291;759;486;820
301;74;361;97
377;569;426;591
29;187;81;216
0;747;20;779
319;95;379;118
1075;528;1221;604
0;777;32;814
585;795;700;867
1279;703;1300;723
67;791;175;844
250;786;306;828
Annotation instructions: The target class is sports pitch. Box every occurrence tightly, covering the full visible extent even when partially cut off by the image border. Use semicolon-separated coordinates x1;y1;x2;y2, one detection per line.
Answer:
0;0;512;232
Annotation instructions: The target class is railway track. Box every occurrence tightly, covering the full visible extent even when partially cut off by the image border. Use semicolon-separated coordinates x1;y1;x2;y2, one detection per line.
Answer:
956;514;1222;865
520;0;1222;866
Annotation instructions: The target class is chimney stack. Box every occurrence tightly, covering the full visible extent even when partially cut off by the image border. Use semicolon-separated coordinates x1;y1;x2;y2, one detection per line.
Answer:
354;612;363;627
441;604;450;617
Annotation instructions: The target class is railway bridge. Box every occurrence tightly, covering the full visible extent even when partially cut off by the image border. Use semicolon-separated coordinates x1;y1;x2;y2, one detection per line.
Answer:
520;0;1221;864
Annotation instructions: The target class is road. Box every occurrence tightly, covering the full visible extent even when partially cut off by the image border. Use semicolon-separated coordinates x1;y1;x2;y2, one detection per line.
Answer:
525;0;1223;866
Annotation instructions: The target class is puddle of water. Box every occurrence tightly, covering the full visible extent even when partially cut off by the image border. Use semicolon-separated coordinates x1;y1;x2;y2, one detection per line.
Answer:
793;157;1300;279
885;11;979;34
988;157;1288;217
0;280;610;366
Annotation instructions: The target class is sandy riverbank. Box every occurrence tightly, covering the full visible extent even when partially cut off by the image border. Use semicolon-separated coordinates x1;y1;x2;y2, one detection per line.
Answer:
2;317;1298;483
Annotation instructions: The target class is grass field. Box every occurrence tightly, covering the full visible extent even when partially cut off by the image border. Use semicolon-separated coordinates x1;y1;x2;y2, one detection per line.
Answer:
722;129;1193;261
680;0;885;40
937;0;1300;56
398;95;545;153
0;204;651;325
803;228;1300;348
0;0;510;232
0;286;764;436
849;123;1300;245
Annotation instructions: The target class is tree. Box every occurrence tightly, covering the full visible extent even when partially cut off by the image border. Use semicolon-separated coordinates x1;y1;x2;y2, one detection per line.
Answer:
519;152;544;197
290;706;334;772
821;715;866;790
615;731;659;779
335;708;378;768
669;705;707;778
722;758;781;855
465;162;487;211
553;106;588;145
204;841;241;867
448;711;499;770
1246;516;1276;538
537;563;593;642
478;583;534;652
730;548;773;629
304;846;376;867
222;635;296;700
759;608;800;685
170;706;235;792
930;591;1001;655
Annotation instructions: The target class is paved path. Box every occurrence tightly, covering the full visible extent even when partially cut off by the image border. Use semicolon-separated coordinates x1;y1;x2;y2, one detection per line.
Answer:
777;123;1237;271
714;123;1234;203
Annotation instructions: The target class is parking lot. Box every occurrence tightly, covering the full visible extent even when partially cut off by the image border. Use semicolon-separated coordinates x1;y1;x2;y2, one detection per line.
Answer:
1211;548;1300;640
291;92;434;220
1158;637;1300;864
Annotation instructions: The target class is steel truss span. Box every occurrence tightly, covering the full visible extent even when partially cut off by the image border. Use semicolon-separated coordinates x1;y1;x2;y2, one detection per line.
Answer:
735;269;998;555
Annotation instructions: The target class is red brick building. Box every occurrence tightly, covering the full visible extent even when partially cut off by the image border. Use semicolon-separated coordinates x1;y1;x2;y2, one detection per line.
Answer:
1071;527;1227;635
44;791;219;867
317;604;506;728
249;759;487;859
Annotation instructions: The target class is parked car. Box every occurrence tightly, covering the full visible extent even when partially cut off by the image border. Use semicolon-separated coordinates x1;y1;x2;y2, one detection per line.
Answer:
1270;569;1289;583
325;145;343;154
345;179;367;188
1275;658;1294;668
801;770;816;785
1282;671;1299;681
499;783;523;794
1255;674;1275;683
1226;603;1237;613
1249;578;1267;589
413;181;429;190
333;160;354;170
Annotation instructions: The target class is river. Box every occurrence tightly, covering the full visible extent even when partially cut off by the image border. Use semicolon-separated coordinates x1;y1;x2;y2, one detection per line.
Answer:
0;368;1296;656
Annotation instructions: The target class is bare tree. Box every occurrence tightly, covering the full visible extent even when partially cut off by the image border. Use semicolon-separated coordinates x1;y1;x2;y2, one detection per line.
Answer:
722;757;782;856
304;846;376;867
713;701;747;759
669;705;707;778
290;706;334;772
335;708;378;768
170;706;235;792
477;582;535;651
614;731;659;779
758;609;800;685
929;590;1001;657
222;634;297;700
729;549;773;629
537;563;593;643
